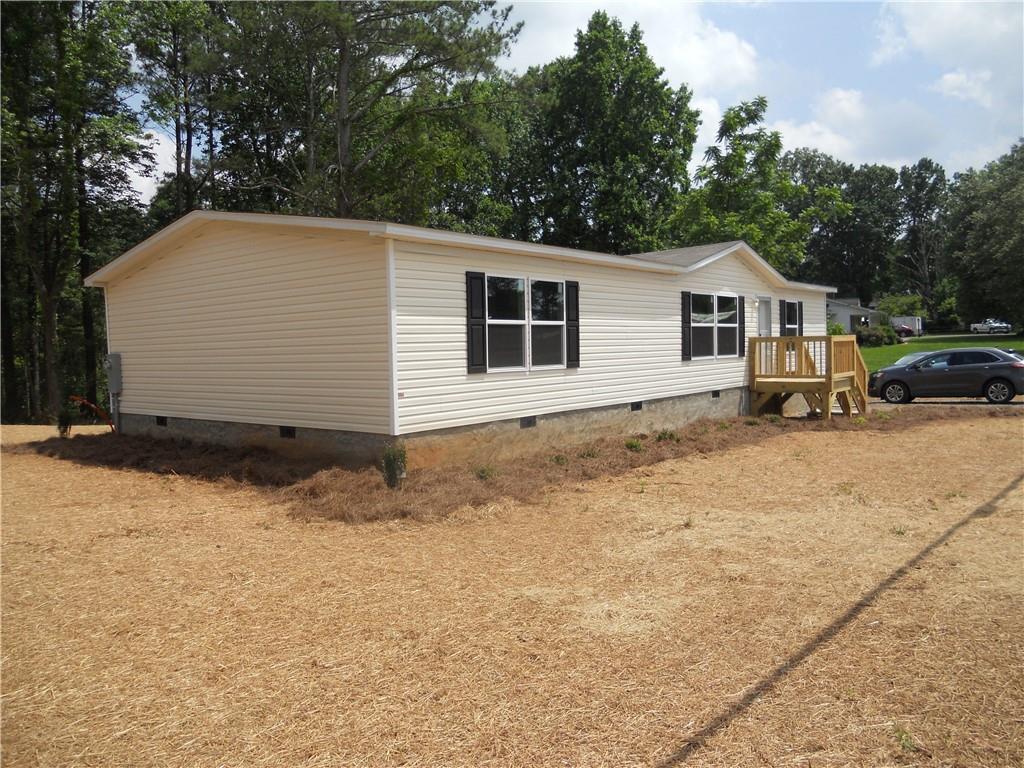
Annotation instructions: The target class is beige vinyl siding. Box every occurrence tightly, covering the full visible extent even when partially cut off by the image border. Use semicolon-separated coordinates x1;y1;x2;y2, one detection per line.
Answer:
393;241;825;434
106;222;390;433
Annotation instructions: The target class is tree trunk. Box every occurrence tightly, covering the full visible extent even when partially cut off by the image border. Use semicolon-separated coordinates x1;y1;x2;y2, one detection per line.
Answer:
184;67;194;211
26;269;41;420
76;142;98;405
1;268;20;422
40;290;61;418
305;54;317;180
173;27;184;216
30;321;42;421
207;73;216;209
335;30;352;218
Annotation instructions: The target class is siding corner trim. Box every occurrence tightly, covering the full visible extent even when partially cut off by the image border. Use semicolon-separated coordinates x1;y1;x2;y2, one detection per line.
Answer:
385;238;400;436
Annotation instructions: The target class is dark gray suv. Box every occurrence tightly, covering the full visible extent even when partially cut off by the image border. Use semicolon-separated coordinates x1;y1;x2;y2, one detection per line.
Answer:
868;347;1024;404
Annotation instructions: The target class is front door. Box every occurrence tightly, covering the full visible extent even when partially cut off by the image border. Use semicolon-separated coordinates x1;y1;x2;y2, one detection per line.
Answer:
757;296;772;336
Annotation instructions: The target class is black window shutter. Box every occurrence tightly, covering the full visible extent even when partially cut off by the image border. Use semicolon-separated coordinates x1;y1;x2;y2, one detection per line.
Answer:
565;280;580;368
681;291;692;361
797;301;804;336
737;296;746;357
466;271;487;373
779;299;787;336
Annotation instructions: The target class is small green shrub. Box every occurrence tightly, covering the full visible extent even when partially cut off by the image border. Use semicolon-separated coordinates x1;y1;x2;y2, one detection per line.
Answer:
827;320;847;336
716;421;732;431
655;429;679;443
744;418;760;426
381;442;407;489
551;454;568;466
855;324;898;347
872;411;892;421
474;465;496;481
892;724;917;752
625;438;644;453
852;416;867;426
577;447;599;459
764;414;783;425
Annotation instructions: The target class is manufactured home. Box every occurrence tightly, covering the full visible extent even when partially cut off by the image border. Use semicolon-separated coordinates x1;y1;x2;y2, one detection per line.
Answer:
86;211;845;464
827;297;885;332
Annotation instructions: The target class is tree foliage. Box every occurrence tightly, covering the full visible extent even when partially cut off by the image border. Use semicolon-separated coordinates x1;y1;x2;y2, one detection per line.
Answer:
671;97;847;274
781;148;900;305
944;142;1024;327
526;12;698;254
2;1;147;419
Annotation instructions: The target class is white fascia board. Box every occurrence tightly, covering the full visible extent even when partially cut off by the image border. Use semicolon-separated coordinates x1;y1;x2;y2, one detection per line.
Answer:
86;210;682;286
372;225;682;275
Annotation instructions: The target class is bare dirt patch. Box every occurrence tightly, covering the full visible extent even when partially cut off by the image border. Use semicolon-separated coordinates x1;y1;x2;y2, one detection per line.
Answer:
2;416;1022;766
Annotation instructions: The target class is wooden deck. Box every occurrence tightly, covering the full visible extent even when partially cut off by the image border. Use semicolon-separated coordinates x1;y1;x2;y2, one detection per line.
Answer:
749;335;869;418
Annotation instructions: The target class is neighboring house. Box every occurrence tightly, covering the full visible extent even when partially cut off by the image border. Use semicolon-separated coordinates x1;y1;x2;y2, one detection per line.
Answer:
827;297;885;332
86;211;834;463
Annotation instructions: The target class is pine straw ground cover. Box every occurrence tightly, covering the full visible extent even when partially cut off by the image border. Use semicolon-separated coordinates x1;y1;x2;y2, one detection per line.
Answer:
11;406;1023;523
2;414;1023;767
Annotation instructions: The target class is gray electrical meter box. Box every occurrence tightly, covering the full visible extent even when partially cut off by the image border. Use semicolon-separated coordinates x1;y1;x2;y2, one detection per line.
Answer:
105;353;123;395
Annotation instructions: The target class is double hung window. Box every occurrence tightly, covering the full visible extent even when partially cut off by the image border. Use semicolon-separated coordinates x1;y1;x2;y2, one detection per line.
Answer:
689;293;739;359
486;276;565;370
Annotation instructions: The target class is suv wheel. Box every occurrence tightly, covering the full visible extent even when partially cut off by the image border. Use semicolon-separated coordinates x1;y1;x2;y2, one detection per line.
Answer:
984;379;1015;404
882;381;911;404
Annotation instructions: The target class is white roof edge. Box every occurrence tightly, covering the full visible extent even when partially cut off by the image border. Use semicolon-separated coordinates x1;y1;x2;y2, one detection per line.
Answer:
86;211;833;290
371;224;681;274
682;241;834;293
85;210;682;286
826;297;875;309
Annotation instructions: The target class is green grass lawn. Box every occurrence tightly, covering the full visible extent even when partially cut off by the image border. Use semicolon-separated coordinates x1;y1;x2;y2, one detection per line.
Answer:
859;334;1023;371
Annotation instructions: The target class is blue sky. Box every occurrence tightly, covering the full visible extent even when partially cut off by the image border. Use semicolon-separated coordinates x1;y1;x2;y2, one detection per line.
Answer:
501;1;1023;174
132;1;1023;199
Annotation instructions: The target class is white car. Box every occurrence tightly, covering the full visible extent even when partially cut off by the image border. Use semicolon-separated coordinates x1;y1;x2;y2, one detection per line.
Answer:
971;319;1012;334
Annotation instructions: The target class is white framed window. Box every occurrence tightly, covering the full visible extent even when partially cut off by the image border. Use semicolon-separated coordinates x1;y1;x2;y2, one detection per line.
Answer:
529;279;565;368
691;293;716;359
486;275;527;370
485;275;566;371
690;292;738;358
716;294;739;357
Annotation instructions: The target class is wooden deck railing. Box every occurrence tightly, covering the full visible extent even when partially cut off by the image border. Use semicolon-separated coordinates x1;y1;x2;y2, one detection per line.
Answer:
749;335;869;417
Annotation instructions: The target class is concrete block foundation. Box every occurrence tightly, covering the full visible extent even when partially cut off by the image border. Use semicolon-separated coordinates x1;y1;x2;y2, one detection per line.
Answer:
118;412;389;464
403;387;749;468
119;386;750;468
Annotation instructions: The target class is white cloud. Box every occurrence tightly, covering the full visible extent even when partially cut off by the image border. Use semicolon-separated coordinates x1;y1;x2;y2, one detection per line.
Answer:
503;2;758;94
690;95;723;176
815;88;866;126
872;2;1020;69
652;14;757;94
947;134;1019;171
770;88;943;169
129;130;176;203
931;69;994;108
771;118;854;160
870;10;908;66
